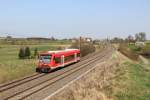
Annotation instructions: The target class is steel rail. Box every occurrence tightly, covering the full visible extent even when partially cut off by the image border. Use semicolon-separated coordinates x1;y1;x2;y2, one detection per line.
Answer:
5;49;111;100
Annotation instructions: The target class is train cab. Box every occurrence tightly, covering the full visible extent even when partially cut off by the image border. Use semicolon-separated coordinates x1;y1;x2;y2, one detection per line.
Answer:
36;49;80;72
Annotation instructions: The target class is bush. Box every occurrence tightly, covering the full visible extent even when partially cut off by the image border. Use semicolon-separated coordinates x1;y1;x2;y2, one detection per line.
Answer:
25;47;31;59
118;43;139;60
128;44;142;52
18;47;31;59
70;41;96;57
18;47;25;59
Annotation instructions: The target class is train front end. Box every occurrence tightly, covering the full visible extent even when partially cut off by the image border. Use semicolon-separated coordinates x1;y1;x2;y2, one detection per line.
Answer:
36;53;54;73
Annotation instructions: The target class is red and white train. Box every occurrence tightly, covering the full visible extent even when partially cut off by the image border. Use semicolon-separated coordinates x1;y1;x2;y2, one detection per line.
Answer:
36;49;80;72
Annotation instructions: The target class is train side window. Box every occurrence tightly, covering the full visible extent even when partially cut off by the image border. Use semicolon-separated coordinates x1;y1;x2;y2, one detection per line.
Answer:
54;57;61;64
65;55;74;62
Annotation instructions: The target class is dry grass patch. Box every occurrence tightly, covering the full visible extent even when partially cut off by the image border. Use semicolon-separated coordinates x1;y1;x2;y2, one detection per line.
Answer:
0;59;37;83
51;50;150;100
0;44;68;84
51;51;127;100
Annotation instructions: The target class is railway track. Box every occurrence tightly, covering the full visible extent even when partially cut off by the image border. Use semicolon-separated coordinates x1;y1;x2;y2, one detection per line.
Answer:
22;52;111;100
0;50;101;91
0;48;112;100
0;73;46;92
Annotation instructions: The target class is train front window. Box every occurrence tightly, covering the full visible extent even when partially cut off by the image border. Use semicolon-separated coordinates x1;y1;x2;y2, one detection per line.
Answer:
40;55;51;64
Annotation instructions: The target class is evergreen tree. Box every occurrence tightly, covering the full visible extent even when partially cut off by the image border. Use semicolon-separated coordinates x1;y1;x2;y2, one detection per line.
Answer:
25;46;31;59
18;47;25;59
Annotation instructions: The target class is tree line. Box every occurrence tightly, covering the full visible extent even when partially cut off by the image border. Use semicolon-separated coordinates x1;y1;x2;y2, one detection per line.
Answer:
111;32;147;43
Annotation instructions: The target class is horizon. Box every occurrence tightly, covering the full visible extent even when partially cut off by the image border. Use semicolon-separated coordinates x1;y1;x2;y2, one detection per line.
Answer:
0;0;150;39
0;32;150;40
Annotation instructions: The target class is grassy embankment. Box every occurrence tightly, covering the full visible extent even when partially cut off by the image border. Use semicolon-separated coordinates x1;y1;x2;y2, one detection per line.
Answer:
110;62;150;100
51;50;150;100
118;43;139;60
0;40;71;84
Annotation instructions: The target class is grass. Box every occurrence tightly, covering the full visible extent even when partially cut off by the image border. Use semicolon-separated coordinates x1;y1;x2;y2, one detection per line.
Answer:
128;43;150;53
0;42;70;84
128;43;150;60
0;59;36;83
51;51;122;100
51;51;150;100
0;39;71;45
118;43;139;60
118;43;150;60
0;40;101;84
142;44;150;53
128;43;141;52
112;62;150;100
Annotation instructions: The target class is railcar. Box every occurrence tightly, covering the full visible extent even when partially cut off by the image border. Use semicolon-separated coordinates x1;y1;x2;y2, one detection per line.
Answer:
36;49;80;72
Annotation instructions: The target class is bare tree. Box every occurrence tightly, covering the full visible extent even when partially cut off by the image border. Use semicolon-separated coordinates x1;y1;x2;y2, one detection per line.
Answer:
126;35;135;43
135;32;146;42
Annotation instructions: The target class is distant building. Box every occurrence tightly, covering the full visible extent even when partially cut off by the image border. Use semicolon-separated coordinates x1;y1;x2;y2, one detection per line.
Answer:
84;37;92;42
81;37;92;42
71;37;92;43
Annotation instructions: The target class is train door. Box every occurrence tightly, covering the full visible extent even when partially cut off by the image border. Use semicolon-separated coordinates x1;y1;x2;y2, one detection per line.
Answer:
74;53;77;62
54;56;61;68
61;55;64;67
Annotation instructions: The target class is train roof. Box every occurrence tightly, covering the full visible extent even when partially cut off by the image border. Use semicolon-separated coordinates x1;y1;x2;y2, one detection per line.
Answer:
40;49;80;55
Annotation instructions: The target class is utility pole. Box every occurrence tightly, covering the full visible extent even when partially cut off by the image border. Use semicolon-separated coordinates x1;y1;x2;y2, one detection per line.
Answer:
79;36;82;57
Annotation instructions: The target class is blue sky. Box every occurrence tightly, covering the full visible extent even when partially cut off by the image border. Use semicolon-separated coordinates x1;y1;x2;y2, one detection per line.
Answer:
0;0;150;39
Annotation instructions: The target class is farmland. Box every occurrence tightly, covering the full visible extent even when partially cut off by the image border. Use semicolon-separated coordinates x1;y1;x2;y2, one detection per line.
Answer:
0;40;71;83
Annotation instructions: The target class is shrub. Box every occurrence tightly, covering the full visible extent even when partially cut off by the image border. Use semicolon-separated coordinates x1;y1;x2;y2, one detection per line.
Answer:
25;47;31;59
33;48;38;58
128;44;142;52
70;41;96;57
118;43;139;60
18;47;25;59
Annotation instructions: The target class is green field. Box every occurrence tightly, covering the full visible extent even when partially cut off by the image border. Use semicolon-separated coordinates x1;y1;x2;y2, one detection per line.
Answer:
0;41;71;84
112;62;150;100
